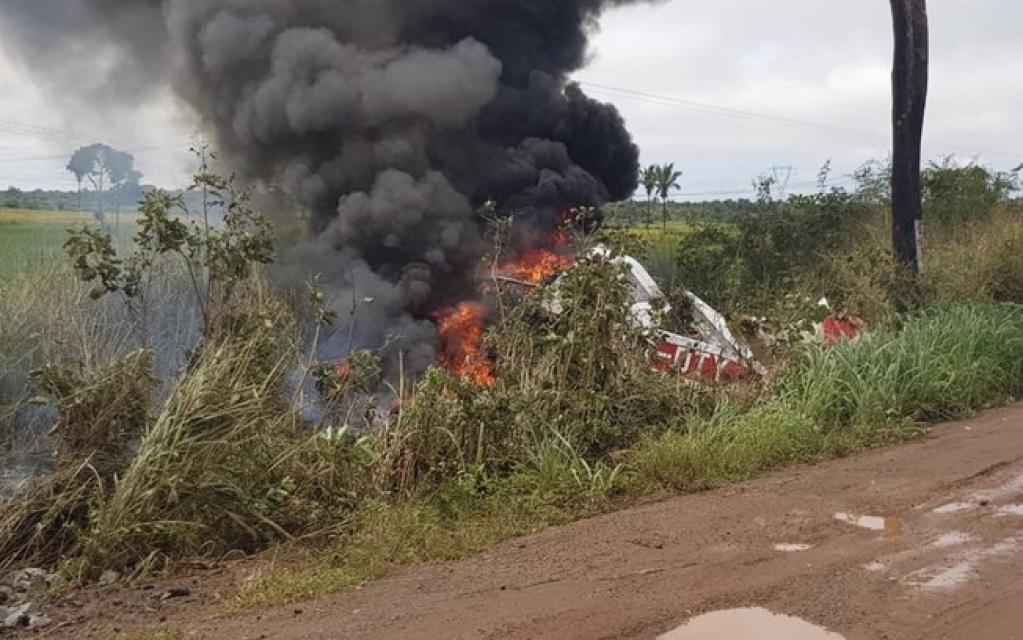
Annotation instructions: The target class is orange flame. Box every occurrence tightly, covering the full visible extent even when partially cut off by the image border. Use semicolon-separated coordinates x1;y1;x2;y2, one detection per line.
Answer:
432;210;582;386
498;210;576;285
434;302;496;387
501;249;574;285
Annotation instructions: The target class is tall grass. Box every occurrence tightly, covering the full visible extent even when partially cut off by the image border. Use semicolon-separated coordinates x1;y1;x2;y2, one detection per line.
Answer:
783;304;1023;426
0;258;202;455
80;310;296;574
633;303;1023;493
925;210;1023;305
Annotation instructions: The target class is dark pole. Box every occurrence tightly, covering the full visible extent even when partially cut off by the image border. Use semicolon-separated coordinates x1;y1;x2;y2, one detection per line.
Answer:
889;0;929;274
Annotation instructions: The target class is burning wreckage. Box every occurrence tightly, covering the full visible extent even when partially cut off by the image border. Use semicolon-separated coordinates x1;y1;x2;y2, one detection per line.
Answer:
475;240;768;385
577;247;767;381
421;216;863;393
0;2;860;416
360;214;768;396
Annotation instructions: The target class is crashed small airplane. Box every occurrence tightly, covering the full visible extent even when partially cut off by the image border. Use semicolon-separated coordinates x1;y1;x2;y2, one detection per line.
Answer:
542;246;766;382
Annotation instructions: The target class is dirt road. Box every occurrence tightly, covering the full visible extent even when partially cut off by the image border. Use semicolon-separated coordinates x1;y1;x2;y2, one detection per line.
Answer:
42;403;1023;639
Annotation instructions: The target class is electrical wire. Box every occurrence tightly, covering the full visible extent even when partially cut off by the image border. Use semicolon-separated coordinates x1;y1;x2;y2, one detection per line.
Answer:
578;81;1021;161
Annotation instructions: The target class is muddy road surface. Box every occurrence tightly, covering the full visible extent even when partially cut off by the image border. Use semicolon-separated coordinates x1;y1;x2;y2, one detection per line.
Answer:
39;403;1023;639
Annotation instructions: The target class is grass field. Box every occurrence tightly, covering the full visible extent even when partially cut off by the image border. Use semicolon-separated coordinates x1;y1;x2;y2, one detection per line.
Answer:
0;209;138;273
0;210;93;271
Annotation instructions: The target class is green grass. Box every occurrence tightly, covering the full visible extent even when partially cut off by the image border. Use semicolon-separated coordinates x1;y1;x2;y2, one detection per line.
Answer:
781;304;1023;426
0;211;88;272
0;209;141;275
632;303;1023;493
231;495;575;608
233;304;1023;608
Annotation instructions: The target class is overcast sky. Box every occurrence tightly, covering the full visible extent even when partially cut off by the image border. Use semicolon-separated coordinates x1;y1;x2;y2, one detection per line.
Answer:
1;0;1020;200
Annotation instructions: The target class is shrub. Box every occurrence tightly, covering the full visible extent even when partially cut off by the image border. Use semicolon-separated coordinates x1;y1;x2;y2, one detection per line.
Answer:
926;210;1023;305
674;224;742;309
780;303;1023;427
375;243;705;496
674;189;880;313
923;159;1019;226
30;350;155;476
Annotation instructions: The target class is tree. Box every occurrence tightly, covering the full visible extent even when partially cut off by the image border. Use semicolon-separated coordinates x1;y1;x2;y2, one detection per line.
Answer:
66;148;94;210
65;143;140;231
655;163;682;230
889;0;929;274
640;165;658;226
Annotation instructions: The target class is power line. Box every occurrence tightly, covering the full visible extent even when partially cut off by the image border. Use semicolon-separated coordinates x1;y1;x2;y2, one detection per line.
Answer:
0;116;195;156
579;82;887;141
0;145;188;164
0;117;91;144
672;176;857;200
578;81;1021;161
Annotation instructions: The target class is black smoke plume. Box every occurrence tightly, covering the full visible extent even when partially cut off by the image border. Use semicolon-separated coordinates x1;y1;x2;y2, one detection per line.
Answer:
0;0;648;379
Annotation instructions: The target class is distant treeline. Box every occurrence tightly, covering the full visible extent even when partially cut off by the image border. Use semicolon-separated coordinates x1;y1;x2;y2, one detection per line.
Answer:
604;198;768;226
1;185;148;213
0;185;304;224
4;158;1018;227
1;182;762;224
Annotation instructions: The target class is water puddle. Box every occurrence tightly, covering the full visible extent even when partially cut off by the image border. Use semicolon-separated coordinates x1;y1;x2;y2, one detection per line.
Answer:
932;502;973;514
834;512;903;535
773;543;813;553
930;532;972;549
659;608;846;640
906;537;1018;591
975;473;1023;504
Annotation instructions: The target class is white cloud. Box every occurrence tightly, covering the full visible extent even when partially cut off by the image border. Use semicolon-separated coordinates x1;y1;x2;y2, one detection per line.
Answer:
1;0;1019;197
577;0;1023;198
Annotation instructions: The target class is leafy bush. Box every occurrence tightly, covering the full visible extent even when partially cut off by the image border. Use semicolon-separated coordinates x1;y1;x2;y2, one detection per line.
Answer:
674;189;879;313
674;225;741;309
923;159;1019;225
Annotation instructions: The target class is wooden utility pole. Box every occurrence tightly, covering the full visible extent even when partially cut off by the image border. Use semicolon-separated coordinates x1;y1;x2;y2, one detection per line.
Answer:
889;0;929;274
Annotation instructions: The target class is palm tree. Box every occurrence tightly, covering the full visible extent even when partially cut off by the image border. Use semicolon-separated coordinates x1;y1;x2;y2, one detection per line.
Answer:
655;163;683;230
640;165;658;226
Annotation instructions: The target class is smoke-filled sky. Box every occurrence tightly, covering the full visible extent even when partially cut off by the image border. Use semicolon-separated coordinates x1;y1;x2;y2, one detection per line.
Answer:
0;0;1020;200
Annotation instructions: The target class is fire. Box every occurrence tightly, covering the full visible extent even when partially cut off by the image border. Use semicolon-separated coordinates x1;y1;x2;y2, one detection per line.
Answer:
433;209;581;386
433;302;496;387
498;209;576;285
501;249;574;285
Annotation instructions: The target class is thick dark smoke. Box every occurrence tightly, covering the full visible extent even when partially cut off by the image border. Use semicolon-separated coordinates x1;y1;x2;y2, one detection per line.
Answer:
0;0;649;380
